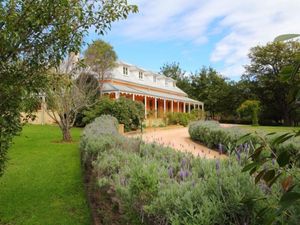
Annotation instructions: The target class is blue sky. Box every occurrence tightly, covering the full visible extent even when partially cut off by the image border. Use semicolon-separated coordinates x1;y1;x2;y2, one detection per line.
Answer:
85;0;300;80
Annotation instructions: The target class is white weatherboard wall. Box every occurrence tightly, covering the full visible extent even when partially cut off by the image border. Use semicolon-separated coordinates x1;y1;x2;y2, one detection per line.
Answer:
109;61;186;96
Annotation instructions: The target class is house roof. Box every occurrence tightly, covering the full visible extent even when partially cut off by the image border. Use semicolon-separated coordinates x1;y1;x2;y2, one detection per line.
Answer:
102;83;203;104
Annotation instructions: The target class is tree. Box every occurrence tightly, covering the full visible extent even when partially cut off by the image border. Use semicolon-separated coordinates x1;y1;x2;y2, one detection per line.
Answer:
237;100;261;125
160;64;254;121
83;97;145;131
0;0;137;175
244;40;300;125
274;34;300;42
45;55;99;141
190;67;231;118
160;62;192;95
275;34;300;106
84;40;117;96
160;62;185;80
73;71;100;127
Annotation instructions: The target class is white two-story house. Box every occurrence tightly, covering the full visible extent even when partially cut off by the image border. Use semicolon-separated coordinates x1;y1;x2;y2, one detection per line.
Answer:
102;61;203;118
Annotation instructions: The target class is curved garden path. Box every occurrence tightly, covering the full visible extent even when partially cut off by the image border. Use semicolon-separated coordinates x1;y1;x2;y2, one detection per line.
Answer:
126;126;225;159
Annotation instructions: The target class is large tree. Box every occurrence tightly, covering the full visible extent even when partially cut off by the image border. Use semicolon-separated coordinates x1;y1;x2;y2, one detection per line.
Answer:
84;40;117;96
160;64;241;119
190;67;231;118
159;62;192;96
244;40;300;125
0;0;137;175
46;55;98;142
237;100;261;125
160;62;185;80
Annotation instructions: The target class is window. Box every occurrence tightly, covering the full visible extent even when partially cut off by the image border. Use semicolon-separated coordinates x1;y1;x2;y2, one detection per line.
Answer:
153;76;157;83
123;67;128;76
139;71;143;79
165;80;168;86
173;82;176;87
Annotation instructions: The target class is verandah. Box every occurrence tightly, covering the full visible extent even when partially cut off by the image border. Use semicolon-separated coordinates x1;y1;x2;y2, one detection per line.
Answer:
108;92;204;118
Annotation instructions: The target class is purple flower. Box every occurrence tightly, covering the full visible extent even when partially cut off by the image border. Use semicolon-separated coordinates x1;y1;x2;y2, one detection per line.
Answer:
179;168;185;181
168;166;174;178
237;144;243;152
179;168;189;181
236;151;241;164
272;158;275;165
181;158;187;167
218;143;223;154
216;160;220;174
184;170;189;178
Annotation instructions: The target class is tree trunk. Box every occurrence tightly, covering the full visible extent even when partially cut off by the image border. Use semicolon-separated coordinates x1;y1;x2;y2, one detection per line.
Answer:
62;127;72;142
283;110;292;126
252;110;259;126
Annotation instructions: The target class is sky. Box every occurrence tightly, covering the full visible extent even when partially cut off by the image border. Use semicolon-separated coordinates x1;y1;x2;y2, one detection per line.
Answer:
85;0;300;80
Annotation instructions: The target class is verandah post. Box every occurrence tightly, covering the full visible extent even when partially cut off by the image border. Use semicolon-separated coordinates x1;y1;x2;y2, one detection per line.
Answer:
144;95;147;119
155;98;157;118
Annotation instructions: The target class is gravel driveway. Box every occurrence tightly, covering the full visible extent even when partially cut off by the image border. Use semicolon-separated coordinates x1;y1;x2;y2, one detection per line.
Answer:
127;127;225;159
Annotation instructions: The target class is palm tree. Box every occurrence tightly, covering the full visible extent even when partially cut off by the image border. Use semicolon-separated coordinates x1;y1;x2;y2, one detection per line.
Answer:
274;34;300;42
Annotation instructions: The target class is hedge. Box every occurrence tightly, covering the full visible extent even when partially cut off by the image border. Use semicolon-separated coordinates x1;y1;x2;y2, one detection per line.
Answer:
188;121;300;156
167;109;205;127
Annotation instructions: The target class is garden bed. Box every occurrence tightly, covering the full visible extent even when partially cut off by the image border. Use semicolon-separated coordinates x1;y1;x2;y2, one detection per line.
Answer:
80;116;299;225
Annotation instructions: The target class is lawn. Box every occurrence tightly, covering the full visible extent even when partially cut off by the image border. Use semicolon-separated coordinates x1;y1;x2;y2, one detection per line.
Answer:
0;125;91;225
238;125;300;133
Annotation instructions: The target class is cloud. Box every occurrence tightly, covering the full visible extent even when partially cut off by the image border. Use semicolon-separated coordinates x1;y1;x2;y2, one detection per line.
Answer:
111;0;300;79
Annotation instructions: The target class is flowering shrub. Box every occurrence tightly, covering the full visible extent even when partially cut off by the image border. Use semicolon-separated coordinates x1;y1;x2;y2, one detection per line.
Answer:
81;116;300;224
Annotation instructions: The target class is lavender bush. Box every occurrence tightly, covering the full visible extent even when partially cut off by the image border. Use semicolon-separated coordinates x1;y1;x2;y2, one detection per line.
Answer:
80;115;120;161
81;116;300;224
188;121;300;156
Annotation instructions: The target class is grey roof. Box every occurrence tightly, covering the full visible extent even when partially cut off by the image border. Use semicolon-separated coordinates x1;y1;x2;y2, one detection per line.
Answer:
102;83;144;95
116;60;176;82
102;83;203;104
111;77;187;95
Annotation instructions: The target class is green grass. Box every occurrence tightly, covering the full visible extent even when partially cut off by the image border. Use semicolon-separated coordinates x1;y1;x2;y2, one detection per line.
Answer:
0;125;91;225
238;125;300;133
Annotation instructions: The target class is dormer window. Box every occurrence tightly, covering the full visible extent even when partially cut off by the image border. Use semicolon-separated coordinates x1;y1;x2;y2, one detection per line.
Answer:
153;76;157;83
123;67;128;76
139;71;143;79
